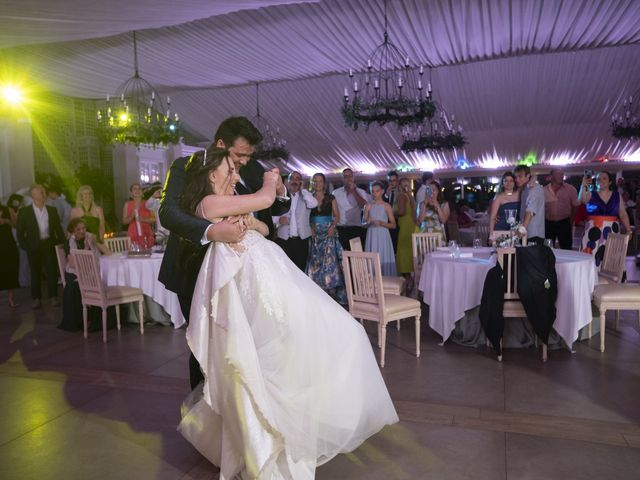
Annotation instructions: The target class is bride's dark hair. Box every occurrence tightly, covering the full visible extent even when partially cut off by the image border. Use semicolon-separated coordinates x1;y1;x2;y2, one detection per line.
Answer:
182;146;231;214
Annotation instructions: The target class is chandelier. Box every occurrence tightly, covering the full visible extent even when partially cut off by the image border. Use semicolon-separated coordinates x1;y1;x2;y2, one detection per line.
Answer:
400;69;466;152
611;90;640;140
97;32;181;147
251;83;289;162
341;0;435;131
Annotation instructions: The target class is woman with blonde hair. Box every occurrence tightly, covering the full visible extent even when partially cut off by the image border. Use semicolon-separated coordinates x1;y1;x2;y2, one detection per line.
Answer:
69;185;105;242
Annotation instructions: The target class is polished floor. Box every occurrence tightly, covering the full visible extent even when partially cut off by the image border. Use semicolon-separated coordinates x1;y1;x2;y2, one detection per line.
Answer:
1;276;639;479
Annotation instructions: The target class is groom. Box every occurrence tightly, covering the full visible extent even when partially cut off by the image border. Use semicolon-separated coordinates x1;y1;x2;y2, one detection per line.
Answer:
159;116;290;389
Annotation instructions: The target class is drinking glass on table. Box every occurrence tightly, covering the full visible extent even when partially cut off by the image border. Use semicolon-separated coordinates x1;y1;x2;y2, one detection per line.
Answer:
473;238;482;249
448;240;458;257
543;238;553;248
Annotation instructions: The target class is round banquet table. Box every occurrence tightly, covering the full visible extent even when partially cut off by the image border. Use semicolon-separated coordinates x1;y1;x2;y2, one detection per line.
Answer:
99;252;185;328
418;247;598;349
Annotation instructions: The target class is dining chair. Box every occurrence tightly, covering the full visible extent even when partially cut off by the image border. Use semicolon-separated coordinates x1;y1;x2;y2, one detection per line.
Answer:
474;223;489;245
71;249;145;343
446;220;460;245
597;233;628;285
411;232;443;288
342;251;421;368
54;244;67;288
105;236;131;254
496;247;548;362
592;283;640;352
348;236;405;296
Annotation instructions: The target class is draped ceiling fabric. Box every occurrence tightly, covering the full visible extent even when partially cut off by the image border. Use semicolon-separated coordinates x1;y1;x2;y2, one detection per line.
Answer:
2;0;640;174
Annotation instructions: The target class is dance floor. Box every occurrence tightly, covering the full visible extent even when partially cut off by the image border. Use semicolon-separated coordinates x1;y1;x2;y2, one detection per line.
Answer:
1;263;639;479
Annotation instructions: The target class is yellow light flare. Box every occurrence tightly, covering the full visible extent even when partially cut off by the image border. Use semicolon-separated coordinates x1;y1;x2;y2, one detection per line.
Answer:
1;85;23;105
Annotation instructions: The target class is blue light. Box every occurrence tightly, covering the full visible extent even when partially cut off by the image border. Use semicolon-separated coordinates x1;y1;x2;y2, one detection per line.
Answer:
168;124;176;131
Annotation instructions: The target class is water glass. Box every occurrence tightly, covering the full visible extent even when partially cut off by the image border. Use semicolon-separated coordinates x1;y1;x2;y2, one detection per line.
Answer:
473;238;482;249
448;240;458;257
543;239;553;248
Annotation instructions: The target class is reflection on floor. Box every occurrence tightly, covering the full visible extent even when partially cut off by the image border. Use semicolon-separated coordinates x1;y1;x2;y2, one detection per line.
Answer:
0;270;639;479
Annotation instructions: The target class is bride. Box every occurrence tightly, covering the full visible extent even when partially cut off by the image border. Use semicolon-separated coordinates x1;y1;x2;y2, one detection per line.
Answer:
177;147;398;479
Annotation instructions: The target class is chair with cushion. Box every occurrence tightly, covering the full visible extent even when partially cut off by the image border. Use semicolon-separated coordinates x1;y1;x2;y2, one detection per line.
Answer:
71;249;144;343
55;244;67;288
342;251;421;368
105;236;131;254
592;284;640;352
349;236;405;296
496;247;548;362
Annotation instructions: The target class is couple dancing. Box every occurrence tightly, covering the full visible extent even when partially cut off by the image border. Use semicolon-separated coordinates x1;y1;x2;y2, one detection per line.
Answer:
158;117;397;479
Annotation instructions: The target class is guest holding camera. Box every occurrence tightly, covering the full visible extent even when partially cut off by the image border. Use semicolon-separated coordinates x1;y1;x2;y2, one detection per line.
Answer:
417;180;449;239
122;183;155;248
579;170;631;265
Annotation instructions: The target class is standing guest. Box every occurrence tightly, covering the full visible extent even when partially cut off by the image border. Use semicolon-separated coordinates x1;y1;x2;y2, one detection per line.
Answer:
514;165;545;246
8;193;30;287
69;185;106;242
395;177;419;292
46;183;71;231
0;200;20;307
544;168;579;249
417;180;449;238
333;168;372;250
58;218;112;331
415;171;435;207
579;171;631;265
307;172;346;304
364;181;397;276
489;172;521;239
274;171;318;271
122;183;155;248
384;170;400;251
16;184;65;309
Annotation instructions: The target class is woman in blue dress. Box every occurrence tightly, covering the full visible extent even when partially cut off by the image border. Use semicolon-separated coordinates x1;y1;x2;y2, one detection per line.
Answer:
489;172;521;241
579;171;631;266
364;182;397;276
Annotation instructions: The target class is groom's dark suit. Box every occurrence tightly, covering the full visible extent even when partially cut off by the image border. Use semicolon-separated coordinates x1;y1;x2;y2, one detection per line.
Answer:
158;155;290;389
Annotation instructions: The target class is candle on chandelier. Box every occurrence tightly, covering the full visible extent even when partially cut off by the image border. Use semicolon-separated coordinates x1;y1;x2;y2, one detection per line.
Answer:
418;80;423;90
344;87;349;97
419;65;424;75
120;93;124;102
405;56;410;67
397;77;403;88
354;81;359;92
106;94;110;102
428;82;432;92
167;96;171;105
151;91;155;100
367;59;372;69
349;68;353;77
374;79;379;89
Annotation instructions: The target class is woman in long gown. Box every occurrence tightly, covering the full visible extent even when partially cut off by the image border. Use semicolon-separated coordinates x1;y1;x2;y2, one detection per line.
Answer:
306;173;347;304
395;178;419;292
579;171;631;265
0;202;19;307
364;182;397;276
177;148;398;480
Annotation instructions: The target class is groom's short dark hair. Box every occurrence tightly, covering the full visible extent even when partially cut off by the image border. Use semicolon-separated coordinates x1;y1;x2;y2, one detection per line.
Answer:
214;117;263;147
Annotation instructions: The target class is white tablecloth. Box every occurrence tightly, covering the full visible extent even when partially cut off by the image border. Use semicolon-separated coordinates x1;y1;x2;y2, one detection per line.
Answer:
99;253;185;328
418;247;598;348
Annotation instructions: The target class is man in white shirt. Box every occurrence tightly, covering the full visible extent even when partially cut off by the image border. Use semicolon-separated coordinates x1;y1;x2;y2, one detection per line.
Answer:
274;171;318;271
332;168;372;250
16;184;65;309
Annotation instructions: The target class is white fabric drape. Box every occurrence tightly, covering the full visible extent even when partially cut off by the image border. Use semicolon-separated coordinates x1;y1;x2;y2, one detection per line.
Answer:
2;0;640;170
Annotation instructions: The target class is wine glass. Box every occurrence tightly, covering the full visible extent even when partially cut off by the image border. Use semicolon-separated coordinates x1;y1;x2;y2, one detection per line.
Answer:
448;240;457;257
543;238;553;248
505;209;517;227
473;238;482;249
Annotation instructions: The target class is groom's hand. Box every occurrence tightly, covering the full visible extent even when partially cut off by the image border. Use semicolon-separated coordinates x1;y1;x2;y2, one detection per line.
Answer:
271;168;286;197
207;216;246;243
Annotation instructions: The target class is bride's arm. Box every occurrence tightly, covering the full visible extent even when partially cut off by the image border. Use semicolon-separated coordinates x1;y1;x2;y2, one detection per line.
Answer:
199;173;277;220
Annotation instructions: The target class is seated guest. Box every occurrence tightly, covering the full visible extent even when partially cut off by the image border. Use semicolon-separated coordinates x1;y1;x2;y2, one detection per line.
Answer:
274;171;318;271
70;185;106;242
122;183;155;248
59;218;112;332
456;201;475;228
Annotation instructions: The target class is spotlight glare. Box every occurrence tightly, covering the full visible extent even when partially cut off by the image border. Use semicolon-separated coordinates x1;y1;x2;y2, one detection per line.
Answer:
2;85;23;105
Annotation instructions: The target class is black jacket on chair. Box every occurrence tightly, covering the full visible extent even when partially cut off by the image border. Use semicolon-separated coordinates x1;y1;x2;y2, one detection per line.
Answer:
16;205;65;251
516;245;558;344
479;263;506;355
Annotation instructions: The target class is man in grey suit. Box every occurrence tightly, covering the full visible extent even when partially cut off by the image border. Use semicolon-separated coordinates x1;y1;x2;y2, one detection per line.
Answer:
275;171;318;271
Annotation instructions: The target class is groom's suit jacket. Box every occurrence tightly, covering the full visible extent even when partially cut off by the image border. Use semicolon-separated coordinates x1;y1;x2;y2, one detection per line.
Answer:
158;156;290;298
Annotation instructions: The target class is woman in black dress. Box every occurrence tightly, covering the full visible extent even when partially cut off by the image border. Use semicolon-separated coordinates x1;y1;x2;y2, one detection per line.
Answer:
0;201;19;307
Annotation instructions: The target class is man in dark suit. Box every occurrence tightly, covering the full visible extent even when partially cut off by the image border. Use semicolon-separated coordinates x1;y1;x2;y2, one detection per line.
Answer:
16;184;65;309
159;116;290;390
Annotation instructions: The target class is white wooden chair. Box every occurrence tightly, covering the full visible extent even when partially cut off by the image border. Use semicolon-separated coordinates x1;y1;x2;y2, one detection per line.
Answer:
71;249;145;343
342;251;421;368
592;284;640;353
55;244;67;288
349;236;405;296
105;236;131;254
597;233;628;285
411;232;443;287
496;247;548;362
474;223;489;245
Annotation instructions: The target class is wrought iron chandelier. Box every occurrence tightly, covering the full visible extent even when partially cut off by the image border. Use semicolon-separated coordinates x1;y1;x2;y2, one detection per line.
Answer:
400;68;466;152
97;32;181;147
251;83;289;162
611;89;640;140
341;0;435;131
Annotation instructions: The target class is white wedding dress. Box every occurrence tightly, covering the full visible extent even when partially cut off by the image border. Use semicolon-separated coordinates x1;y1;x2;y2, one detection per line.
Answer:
178;229;398;480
